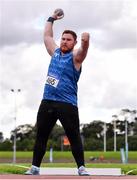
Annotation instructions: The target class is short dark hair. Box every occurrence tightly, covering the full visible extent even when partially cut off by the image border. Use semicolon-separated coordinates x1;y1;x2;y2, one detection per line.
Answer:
62;30;77;41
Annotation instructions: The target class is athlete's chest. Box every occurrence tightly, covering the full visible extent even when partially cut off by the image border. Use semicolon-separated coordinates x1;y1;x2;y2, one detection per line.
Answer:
51;52;73;70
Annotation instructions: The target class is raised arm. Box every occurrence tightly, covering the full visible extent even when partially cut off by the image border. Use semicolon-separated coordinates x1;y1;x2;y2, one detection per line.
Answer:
73;32;90;69
44;9;64;56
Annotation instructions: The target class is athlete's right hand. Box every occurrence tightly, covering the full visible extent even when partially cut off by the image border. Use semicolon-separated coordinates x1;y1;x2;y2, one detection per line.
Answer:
52;8;64;20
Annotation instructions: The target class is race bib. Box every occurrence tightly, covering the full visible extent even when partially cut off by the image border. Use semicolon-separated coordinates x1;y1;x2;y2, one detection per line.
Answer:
46;76;59;88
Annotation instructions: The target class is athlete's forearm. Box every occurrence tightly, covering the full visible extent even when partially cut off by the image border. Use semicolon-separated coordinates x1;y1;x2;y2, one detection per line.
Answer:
44;9;64;56
81;32;90;50
44;19;54;38
44;9;64;38
74;33;90;63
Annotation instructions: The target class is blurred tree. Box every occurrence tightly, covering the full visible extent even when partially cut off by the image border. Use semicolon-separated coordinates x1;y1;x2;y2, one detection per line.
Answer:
116;120;125;134
10;124;36;142
106;122;114;138
82;120;104;139
84;137;103;151
132;117;137;135
9;123;65;151
0;138;12;150
128;135;137;150
0;132;4;142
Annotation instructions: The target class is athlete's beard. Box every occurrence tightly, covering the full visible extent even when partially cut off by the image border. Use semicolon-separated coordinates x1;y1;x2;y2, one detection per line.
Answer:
60;45;73;54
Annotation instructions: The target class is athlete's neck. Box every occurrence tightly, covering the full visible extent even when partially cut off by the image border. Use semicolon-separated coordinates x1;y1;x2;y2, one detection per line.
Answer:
61;50;72;56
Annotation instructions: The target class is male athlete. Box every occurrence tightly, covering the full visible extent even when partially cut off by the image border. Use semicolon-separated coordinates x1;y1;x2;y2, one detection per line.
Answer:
25;9;90;176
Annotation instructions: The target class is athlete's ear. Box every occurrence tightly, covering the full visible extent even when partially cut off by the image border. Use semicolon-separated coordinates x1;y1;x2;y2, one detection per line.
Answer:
74;40;77;46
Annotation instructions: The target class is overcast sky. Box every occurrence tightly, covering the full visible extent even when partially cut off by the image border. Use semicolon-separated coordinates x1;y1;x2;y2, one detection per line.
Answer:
0;0;137;138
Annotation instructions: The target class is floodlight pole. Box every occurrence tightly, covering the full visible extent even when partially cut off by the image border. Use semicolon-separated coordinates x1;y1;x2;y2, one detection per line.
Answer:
11;89;21;164
112;115;118;152
120;109;137;163
121;109;130;164
103;122;106;152
125;117;128;163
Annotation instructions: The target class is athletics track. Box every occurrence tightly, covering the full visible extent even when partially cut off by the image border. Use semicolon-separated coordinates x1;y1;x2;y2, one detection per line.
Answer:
0;175;137;180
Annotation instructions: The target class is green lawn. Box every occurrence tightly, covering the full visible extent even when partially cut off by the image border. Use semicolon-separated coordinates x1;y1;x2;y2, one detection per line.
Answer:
0;151;137;160
0;163;137;175
0;151;137;175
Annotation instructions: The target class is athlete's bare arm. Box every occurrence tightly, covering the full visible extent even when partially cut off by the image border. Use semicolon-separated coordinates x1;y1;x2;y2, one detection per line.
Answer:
44;20;58;56
44;9;64;56
73;32;90;70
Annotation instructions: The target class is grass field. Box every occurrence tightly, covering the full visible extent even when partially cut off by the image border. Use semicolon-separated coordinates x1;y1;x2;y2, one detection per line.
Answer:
0;151;137;161
0;163;137;175
0;151;137;175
